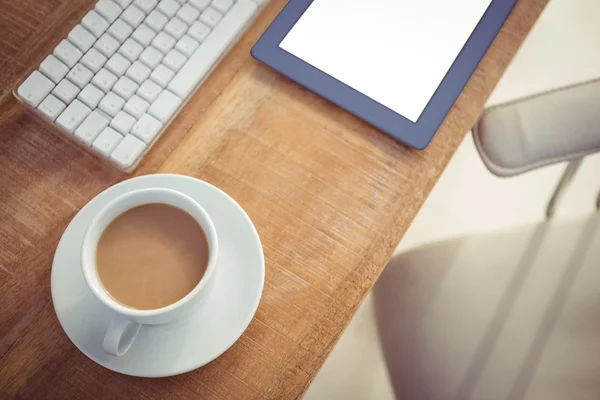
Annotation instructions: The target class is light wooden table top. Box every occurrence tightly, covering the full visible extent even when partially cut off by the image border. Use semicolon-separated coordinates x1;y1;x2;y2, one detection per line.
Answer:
0;0;547;398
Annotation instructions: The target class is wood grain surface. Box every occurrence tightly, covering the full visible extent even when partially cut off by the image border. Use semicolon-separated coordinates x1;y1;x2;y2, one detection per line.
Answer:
0;0;547;398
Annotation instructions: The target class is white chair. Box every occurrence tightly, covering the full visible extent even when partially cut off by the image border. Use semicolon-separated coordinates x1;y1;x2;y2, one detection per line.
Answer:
472;78;600;215
374;81;600;400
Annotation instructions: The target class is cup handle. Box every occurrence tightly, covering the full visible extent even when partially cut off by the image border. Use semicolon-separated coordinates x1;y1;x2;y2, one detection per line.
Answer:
103;315;142;357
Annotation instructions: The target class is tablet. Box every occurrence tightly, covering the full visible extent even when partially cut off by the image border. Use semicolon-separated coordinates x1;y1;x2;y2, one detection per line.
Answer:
251;0;517;149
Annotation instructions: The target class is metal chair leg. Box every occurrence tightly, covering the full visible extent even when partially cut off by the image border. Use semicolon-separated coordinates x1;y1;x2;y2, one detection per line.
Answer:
546;159;582;219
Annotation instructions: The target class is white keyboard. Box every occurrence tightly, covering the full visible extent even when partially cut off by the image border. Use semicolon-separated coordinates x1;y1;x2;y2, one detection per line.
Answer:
15;0;264;172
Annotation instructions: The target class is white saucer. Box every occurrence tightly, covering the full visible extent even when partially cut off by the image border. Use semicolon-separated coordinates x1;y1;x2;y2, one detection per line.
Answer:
51;174;264;377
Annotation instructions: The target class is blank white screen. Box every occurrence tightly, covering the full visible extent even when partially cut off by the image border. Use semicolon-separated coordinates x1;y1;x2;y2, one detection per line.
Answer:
280;0;492;123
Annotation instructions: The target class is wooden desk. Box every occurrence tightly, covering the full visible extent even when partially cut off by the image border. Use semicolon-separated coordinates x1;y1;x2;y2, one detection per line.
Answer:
0;0;547;398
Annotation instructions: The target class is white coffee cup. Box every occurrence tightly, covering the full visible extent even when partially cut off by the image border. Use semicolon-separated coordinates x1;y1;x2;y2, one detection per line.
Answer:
81;188;219;357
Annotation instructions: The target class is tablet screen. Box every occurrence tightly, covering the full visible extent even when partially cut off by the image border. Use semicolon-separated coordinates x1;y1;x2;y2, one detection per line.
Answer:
279;0;492;123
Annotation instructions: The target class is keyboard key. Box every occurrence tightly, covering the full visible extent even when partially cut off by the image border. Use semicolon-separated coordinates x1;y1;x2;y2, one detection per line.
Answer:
119;38;144;62
82;10;110;38
56;99;91;133
95;0;123;23
124;94;149;118
126;61;151;84
133;0;157;14
211;0;233;13
68;25;96;53
131;113;162;142
169;0;257;98
177;4;200;24
67;63;94;89
105;53;131;76
75;110;110;144
80;48;108;73
132;24;156;46
78;83;105;108
114;0;133;8
148;90;181;122
150;64;175;87
94;33;120;57
199;7;222;28
18;71;55;108
52;79;80;103
164;17;187;39
188;21;211;42
162;49;186;71
137;79;162;102
145;10;168;32
54;40;83;68
108;19;134;43
122;4;146;27
152;32;176;54
110;110;137;134
92;68;119;92
99;91;126;117
37;94;66;121
139;47;164;69
113;76;138;100
189;0;210;11
175;35;199;57
110;134;146;168
157;0;180;18
39;55;69;84
93;127;124;156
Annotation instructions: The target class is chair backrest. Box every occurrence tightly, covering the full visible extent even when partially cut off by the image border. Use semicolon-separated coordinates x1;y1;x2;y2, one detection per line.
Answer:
473;79;600;177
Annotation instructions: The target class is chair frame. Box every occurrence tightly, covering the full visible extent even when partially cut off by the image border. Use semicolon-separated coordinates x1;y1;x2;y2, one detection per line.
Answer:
546;158;600;218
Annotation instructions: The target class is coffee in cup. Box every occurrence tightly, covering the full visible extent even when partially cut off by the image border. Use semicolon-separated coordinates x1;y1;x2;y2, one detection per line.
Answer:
96;203;210;310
